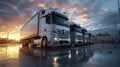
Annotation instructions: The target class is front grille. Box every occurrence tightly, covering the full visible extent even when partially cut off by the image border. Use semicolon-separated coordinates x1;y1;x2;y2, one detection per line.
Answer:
57;30;69;39
76;35;83;40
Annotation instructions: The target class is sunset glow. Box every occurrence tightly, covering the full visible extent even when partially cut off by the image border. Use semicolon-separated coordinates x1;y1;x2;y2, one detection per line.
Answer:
0;32;20;41
29;0;35;3
9;34;20;41
38;3;45;7
71;7;78;11
82;7;88;11
78;14;90;22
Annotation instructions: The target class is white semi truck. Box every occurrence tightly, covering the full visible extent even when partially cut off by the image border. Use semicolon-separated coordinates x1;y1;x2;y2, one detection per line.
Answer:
84;31;95;45
70;23;83;46
70;22;95;46
84;32;90;44
89;34;95;44
20;8;70;47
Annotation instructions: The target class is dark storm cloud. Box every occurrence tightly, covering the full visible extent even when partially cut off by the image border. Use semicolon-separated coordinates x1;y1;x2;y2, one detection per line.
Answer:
0;0;36;20
95;12;119;25
0;0;19;6
74;0;119;29
86;10;120;36
54;0;71;7
17;0;35;15
0;1;19;20
46;0;71;9
0;0;33;32
87;9;120;30
58;0;112;24
75;0;110;20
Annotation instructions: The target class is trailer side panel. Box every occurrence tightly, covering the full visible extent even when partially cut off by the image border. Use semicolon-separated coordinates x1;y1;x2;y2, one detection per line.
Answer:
20;13;39;40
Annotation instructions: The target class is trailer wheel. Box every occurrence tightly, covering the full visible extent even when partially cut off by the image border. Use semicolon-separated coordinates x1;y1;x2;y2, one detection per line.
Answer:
22;42;28;47
41;37;48;48
31;39;36;48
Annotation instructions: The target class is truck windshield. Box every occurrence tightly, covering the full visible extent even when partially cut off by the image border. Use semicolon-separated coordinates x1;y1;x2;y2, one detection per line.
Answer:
52;14;68;26
75;27;82;32
70;24;81;32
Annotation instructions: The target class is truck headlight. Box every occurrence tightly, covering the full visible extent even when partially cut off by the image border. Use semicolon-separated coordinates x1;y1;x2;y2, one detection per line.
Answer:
68;38;71;42
76;39;78;42
53;33;58;41
54;37;58;41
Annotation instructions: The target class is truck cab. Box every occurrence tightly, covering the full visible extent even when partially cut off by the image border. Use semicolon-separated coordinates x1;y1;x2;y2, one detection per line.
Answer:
41;9;70;47
70;23;83;46
89;34;95;44
84;31;90;45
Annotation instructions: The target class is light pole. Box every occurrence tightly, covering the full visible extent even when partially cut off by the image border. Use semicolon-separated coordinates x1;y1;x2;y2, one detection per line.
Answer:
118;0;120;17
118;0;120;41
112;0;120;42
111;15;118;42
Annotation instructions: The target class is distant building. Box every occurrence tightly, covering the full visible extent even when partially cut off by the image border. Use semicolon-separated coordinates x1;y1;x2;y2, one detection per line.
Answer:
95;33;113;43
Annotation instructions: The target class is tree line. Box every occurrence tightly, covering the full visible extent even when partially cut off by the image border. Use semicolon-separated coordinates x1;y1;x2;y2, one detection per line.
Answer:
0;38;19;44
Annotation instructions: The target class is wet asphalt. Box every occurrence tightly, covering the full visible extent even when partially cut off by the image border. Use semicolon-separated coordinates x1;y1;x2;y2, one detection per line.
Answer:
0;43;120;67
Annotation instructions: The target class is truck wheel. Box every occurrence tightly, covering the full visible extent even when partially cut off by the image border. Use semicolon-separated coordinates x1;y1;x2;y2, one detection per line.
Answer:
41;37;48;48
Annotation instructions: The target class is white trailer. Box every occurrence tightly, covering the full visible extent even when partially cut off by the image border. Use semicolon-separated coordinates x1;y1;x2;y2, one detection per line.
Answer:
20;8;70;47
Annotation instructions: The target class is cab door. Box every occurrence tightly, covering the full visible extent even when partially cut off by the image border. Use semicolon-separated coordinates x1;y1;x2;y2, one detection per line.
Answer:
39;14;52;43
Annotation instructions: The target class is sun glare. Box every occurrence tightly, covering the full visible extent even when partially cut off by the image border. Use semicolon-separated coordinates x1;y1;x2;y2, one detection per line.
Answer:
8;34;20;41
0;33;20;41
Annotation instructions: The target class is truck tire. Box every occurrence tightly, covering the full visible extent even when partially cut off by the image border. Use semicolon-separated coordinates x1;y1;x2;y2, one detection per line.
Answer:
41;37;48;48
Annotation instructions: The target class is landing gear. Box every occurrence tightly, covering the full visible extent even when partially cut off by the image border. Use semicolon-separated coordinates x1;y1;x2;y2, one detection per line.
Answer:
22;42;29;47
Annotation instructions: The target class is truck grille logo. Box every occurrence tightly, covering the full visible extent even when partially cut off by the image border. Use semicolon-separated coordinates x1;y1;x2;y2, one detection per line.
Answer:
57;30;69;39
62;30;65;34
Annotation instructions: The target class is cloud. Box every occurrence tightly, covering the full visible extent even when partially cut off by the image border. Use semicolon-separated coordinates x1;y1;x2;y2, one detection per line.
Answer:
0;0;119;38
28;0;35;3
38;2;45;7
0;15;30;32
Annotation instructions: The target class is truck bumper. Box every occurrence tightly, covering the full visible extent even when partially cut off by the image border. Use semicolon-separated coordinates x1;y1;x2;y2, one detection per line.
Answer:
51;39;70;46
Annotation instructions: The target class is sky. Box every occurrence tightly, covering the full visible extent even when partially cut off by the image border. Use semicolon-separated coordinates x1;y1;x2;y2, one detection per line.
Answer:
0;0;120;40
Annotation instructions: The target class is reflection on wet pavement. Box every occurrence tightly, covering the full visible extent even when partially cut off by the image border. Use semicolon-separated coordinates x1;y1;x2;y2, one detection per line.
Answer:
0;44;21;62
0;43;120;67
